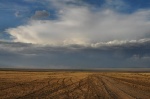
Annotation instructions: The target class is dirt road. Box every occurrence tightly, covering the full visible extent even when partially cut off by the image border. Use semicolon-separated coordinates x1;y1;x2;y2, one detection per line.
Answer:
0;71;150;99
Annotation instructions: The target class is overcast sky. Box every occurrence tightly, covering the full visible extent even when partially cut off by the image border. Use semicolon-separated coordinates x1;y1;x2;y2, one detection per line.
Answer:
0;0;150;69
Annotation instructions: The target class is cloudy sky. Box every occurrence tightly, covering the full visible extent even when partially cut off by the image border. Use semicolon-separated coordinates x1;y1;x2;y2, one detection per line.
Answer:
0;0;150;69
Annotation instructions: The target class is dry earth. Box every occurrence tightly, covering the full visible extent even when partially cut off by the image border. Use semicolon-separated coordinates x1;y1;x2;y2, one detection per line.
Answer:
0;70;150;99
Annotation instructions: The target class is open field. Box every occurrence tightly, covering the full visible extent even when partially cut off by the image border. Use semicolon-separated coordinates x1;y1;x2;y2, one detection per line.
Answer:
0;70;150;99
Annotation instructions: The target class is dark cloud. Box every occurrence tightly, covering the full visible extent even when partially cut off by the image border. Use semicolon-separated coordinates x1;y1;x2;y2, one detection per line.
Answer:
31;10;50;19
0;39;150;68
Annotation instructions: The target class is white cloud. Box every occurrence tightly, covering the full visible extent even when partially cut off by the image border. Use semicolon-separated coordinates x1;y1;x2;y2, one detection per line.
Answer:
6;1;150;46
91;38;150;48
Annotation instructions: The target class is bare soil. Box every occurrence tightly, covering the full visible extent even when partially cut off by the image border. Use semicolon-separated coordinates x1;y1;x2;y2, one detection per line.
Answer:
0;71;150;99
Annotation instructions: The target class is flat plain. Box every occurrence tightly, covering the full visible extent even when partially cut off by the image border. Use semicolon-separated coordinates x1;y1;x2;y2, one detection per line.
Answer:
0;70;150;99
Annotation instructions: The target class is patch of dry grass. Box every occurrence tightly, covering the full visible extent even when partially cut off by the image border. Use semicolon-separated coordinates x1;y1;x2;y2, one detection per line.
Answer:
0;70;150;99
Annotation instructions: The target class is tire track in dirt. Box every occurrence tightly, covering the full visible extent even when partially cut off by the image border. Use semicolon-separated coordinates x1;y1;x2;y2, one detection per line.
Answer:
106;76;150;88
66;78;87;98
16;78;61;99
77;78;88;98
86;75;102;99
84;76;92;99
104;74;149;86
93;75;115;99
95;75;119;99
103;76;150;99
48;78;82;99
54;78;72;98
101;76;135;99
49;77;89;99
22;78;73;99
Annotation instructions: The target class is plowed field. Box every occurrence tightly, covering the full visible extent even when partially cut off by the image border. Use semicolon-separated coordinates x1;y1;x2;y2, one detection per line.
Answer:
0;71;150;99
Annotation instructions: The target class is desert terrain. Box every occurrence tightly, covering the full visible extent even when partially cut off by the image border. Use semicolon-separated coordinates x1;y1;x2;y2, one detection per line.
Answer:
0;70;150;99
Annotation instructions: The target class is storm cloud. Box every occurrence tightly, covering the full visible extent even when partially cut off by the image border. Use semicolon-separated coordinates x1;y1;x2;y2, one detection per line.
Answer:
31;10;50;19
0;39;150;68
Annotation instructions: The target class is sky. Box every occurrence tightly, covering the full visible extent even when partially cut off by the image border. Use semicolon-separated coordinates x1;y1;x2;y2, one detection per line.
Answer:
0;0;150;69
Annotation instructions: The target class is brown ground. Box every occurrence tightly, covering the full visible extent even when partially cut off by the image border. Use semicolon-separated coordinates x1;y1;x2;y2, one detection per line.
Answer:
0;70;150;99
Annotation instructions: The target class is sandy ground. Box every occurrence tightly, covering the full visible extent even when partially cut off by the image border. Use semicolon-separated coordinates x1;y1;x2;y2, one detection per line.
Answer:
0;71;150;99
